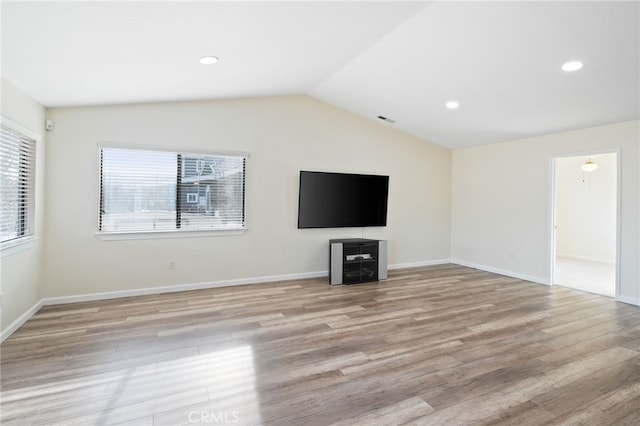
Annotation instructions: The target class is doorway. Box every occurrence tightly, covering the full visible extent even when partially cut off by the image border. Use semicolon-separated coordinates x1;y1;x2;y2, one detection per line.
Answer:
551;152;619;297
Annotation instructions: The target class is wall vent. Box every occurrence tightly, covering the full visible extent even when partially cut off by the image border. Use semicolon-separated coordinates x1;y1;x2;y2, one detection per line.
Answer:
377;115;396;124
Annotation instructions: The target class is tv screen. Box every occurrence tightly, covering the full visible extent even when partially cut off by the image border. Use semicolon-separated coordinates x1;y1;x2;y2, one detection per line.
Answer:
297;171;389;229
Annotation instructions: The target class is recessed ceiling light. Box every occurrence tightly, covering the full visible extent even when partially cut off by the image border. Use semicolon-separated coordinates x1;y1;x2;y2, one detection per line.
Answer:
446;101;459;109
199;56;219;65
562;61;583;72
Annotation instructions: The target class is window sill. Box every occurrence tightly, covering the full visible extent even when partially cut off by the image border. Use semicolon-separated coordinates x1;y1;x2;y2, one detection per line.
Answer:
95;228;247;241
1;236;36;258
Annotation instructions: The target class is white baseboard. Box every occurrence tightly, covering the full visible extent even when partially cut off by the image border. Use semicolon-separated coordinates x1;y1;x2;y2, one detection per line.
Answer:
389;259;451;270
39;261;453;307
450;259;549;285
42;270;328;306
1;299;44;343
616;295;640;306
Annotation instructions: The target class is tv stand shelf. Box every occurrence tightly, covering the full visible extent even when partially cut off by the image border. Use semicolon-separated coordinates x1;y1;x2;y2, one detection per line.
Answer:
330;239;387;285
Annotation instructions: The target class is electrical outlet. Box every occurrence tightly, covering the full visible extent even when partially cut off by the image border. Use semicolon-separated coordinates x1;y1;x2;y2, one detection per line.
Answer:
168;260;176;269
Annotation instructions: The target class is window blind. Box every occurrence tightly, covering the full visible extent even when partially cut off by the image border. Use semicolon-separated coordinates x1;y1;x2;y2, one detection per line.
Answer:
0;125;36;244
99;147;246;233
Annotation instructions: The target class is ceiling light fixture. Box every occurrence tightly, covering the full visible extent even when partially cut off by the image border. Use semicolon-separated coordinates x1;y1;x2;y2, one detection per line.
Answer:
582;158;598;172
446;101;459;109
562;61;583;72
199;56;219;65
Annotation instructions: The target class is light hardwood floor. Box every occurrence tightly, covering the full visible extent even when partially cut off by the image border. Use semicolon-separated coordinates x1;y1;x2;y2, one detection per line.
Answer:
2;264;640;425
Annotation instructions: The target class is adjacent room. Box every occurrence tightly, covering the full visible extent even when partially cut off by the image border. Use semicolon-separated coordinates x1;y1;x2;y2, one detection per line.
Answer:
553;152;619;297
1;1;639;425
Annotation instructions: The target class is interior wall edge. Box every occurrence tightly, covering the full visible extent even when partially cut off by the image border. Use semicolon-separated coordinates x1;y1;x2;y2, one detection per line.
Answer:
0;299;44;343
617;295;640;307
451;259;549;286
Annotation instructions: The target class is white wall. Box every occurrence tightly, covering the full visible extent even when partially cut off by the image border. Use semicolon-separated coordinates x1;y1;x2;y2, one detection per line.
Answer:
451;120;639;303
43;96;451;298
0;78;46;336
556;153;617;263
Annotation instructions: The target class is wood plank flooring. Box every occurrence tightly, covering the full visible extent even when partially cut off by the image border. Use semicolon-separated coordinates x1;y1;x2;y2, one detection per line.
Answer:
2;264;640;425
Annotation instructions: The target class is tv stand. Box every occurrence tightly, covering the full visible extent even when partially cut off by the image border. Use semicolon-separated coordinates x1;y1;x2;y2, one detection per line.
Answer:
329;239;387;285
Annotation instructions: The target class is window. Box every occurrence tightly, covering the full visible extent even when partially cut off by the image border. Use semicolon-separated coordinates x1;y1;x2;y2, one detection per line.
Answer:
99;146;246;234
0;124;36;245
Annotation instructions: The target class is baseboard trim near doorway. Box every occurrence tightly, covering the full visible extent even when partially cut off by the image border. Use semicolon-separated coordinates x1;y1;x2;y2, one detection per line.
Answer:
617;295;640;306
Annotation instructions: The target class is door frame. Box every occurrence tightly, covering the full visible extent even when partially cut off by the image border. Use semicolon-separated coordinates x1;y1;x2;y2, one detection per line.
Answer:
549;148;621;298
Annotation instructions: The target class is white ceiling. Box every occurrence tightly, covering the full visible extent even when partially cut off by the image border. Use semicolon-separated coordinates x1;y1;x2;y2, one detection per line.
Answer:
2;1;639;149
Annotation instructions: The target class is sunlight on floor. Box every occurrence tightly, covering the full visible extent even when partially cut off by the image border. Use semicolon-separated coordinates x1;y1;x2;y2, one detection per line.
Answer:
151;345;262;425
2;345;262;425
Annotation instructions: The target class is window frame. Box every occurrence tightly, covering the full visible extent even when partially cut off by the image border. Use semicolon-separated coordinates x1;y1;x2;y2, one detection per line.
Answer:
0;117;40;256
95;143;248;240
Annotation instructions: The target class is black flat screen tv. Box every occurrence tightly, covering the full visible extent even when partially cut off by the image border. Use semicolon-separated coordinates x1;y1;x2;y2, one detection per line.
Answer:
297;171;389;229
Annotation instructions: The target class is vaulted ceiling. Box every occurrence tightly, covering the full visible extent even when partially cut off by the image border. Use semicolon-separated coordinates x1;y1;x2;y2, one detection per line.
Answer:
2;1;639;149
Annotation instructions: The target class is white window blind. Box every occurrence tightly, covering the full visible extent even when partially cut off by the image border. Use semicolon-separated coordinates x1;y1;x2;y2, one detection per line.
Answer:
99;147;246;233
0;125;36;244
